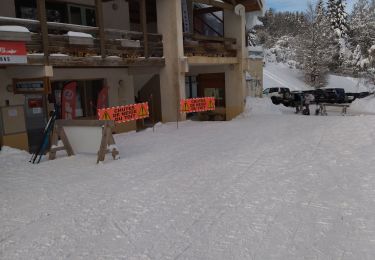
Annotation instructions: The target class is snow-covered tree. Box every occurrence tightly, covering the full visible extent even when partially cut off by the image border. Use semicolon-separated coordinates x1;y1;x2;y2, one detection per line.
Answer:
328;0;349;37
349;0;374;56
296;1;333;88
326;0;350;70
347;0;375;82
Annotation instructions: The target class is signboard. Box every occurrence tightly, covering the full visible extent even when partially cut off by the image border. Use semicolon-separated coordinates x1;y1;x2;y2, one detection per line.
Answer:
98;102;149;123
180;97;215;113
13;77;50;94
0;41;27;64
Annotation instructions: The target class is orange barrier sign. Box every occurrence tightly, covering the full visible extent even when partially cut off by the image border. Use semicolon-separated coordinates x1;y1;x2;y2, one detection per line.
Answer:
180;97;215;113
98;102;149;123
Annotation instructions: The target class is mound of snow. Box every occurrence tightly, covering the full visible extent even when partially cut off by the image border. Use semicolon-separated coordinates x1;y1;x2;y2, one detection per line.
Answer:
0;25;29;33
242;97;283;116
350;96;375;114
66;31;93;38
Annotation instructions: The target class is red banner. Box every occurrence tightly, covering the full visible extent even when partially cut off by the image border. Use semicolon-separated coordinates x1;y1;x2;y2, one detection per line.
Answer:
98;102;149;123
97;86;109;110
0;41;27;64
180;97;215;113
61;81;77;119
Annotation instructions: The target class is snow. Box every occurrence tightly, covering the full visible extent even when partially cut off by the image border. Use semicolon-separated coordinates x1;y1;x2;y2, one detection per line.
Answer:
0;25;29;33
264;62;374;92
66;31;93;38
242;97;283;116
50;53;69;57
2;99;375;259
350;95;375;114
264;63;310;91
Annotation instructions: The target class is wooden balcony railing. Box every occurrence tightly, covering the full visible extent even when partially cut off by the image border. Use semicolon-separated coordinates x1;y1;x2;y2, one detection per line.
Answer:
0;16;163;66
183;33;237;57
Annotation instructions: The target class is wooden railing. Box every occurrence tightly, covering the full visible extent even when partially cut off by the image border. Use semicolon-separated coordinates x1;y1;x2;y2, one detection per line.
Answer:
0;16;163;60
183;33;237;57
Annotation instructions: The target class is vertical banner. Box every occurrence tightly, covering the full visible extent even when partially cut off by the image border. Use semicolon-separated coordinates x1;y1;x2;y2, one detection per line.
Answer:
61;81;77;119
97;86;109;110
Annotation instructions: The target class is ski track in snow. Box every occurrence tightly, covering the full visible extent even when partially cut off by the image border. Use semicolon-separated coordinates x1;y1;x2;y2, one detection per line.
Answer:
1;112;375;259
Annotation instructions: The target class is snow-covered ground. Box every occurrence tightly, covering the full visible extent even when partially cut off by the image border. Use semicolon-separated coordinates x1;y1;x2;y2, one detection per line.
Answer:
264;62;373;93
2;99;375;259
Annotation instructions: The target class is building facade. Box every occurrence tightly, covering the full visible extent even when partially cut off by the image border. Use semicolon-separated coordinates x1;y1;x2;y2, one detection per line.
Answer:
0;0;263;152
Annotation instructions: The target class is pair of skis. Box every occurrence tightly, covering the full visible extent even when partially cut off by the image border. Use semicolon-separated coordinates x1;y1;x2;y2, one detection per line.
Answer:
29;111;57;164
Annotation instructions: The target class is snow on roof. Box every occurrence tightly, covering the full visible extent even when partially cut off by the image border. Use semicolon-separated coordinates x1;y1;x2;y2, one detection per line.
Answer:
0;25;29;33
66;31;93;38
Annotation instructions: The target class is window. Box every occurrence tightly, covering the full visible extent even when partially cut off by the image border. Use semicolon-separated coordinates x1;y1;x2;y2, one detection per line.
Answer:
15;0;67;23
68;4;96;26
204;88;225;107
50;80;104;119
269;88;279;93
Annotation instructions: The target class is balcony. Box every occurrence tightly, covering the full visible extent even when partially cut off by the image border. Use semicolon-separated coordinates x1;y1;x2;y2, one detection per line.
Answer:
0;16;164;67
184;33;237;58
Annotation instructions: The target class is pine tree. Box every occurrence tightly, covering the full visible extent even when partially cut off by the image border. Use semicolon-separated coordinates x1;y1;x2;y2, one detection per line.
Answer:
296;1;333;88
327;0;350;70
349;0;371;56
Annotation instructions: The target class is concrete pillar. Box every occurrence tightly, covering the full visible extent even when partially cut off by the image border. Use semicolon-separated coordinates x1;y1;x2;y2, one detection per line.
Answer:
156;0;186;122
224;5;247;120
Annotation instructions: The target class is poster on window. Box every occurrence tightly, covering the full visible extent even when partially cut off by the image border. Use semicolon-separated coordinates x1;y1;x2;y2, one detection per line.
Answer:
97;86;109;110
61;81;77;119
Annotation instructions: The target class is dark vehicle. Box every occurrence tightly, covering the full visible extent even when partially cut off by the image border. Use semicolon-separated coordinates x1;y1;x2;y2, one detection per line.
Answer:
325;88;346;103
359;92;370;98
263;87;291;105
312;88;346;104
345;92;358;103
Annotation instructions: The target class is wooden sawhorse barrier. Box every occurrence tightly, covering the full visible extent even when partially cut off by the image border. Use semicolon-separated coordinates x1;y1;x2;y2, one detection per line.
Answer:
49;120;119;163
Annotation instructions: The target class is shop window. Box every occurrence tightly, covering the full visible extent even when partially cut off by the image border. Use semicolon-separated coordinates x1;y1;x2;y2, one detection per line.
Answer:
50;79;105;119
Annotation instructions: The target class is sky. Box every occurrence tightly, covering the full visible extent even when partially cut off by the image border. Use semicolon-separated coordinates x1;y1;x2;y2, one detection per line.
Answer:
266;0;355;12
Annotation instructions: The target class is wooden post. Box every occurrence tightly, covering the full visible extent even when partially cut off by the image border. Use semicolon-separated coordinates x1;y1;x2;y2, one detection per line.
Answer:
140;0;149;58
150;94;155;132
37;0;49;65
176;98;179;129
95;0;106;58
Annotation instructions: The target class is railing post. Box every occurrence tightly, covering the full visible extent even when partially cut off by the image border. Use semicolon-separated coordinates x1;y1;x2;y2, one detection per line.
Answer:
37;0;49;64
140;0;149;58
95;0;106;58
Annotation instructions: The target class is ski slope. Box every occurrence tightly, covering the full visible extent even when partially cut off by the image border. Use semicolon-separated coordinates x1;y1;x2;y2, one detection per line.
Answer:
1;99;375;259
264;62;372;92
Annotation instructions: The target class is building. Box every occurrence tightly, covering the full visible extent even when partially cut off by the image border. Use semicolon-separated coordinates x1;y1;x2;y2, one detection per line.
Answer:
0;0;263;152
